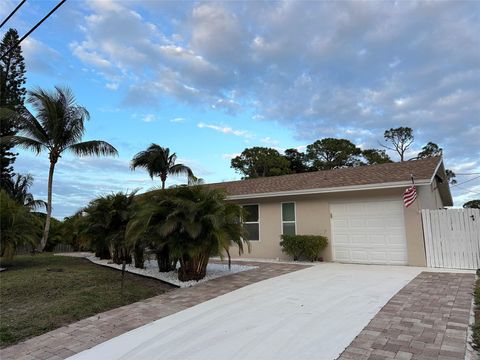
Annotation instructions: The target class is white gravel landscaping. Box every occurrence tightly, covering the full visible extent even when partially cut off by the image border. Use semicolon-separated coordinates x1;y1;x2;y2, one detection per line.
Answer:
56;253;257;288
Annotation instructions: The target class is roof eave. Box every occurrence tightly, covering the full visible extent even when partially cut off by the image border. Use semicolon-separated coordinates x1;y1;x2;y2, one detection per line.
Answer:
226;179;431;200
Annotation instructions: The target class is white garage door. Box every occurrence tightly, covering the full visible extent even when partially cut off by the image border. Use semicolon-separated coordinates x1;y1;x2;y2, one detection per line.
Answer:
330;200;408;265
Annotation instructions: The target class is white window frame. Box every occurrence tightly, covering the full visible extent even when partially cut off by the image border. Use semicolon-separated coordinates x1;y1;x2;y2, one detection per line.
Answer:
281;201;296;235
242;203;260;241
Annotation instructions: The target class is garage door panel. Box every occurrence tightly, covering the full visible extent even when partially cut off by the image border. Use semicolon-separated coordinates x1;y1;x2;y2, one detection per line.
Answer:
366;218;385;228
346;203;364;214
385;218;403;227
350;250;369;262
369;251;388;262
334;235;350;245
369;235;387;245
331;200;407;265
389;234;406;246
351;234;368;244
349;218;365;228
334;249;350;262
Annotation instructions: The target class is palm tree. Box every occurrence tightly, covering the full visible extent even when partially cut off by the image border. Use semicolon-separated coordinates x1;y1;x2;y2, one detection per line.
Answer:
83;191;138;265
3;173;46;211
131;144;196;189
0;190;42;260
0;86;118;250
129;186;249;281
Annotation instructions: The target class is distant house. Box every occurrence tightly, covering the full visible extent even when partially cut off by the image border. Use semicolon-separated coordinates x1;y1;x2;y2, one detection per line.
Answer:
209;157;452;266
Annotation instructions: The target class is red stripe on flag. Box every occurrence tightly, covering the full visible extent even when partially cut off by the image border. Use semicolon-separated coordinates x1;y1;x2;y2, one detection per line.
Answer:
403;185;417;207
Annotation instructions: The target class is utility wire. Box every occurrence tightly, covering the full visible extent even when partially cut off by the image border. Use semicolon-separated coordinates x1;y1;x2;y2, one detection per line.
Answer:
452;184;480;196
0;0;26;29
451;175;480;188
0;0;66;61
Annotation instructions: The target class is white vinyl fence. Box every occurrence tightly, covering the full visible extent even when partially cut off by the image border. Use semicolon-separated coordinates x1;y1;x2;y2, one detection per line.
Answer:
421;209;480;270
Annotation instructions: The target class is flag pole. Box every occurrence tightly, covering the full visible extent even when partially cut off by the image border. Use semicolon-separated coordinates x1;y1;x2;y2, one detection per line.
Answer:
410;173;421;213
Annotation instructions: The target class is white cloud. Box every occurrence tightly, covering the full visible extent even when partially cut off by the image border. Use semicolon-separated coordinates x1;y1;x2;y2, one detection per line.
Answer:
142;114;157;122
260;137;280;146
197;122;251;137
106;82;119;90
170;117;185;123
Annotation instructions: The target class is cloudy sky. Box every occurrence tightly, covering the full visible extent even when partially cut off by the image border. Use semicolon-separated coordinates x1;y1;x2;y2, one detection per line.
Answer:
1;0;479;218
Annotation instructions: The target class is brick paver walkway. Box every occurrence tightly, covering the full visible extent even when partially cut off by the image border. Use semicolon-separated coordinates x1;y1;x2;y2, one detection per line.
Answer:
1;261;308;360
338;272;476;360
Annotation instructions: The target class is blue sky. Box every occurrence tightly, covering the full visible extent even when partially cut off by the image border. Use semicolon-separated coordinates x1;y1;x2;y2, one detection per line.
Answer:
1;0;479;218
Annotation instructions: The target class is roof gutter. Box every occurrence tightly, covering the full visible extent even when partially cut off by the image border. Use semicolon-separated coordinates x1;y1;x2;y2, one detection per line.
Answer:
226;179;431;200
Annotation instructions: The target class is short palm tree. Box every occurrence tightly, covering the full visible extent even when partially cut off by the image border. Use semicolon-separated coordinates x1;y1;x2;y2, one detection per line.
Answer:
3;173;46;211
83;191;138;265
0;190;42;260
129;186;248;281
131;144;196;189
0;86;118;250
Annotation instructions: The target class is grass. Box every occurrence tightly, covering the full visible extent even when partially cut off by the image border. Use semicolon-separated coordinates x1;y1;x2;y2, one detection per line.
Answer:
473;272;480;351
0;254;174;348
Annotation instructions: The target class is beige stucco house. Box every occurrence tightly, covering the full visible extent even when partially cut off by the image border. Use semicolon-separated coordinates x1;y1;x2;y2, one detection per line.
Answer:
209;157;452;267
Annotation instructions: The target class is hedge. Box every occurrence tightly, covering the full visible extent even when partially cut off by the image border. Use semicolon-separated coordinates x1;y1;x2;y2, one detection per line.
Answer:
280;234;328;262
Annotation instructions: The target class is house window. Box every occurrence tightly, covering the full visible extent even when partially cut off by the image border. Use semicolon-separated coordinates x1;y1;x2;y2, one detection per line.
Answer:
282;202;296;235
243;204;259;241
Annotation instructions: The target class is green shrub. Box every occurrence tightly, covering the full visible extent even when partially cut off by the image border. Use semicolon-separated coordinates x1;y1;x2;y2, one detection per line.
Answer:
280;234;328;262
0;190;42;261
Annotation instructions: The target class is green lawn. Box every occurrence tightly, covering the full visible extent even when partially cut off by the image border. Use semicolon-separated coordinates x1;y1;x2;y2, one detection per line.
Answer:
0;254;174;348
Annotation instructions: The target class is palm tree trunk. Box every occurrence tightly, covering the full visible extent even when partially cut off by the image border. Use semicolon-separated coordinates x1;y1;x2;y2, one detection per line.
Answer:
39;161;55;251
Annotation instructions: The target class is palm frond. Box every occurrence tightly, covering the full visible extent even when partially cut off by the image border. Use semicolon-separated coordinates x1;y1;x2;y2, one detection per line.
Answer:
169;163;195;178
66;140;118;157
27;199;48;211
18;110;51;144
0;136;46;154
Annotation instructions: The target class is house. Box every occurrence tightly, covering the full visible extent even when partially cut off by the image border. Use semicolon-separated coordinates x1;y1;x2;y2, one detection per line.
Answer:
209;156;452;266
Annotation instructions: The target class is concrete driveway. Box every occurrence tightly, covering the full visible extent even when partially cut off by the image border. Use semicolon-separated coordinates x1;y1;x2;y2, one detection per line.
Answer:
69;263;427;360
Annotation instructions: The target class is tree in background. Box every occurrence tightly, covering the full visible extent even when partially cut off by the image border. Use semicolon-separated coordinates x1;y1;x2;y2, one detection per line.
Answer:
382;127;414;161
131;144;196;189
306;138;362;170
361;149;392;165
412;140;456;184
284;148;310;173
463;200;480;209
0;190;42;261
1;86;118;251
83;191;138;266
2;173;46;211
231;147;291;178
0;29;27;187
417;142;443;159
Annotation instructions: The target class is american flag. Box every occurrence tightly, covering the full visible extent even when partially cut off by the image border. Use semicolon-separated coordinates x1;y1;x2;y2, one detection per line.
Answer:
403;185;417;208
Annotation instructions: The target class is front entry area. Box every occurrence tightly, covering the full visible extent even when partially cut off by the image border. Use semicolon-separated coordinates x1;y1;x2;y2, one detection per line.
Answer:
330;199;408;265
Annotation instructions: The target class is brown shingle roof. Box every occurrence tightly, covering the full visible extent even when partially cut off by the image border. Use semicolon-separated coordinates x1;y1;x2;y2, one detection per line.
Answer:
207;157;442;197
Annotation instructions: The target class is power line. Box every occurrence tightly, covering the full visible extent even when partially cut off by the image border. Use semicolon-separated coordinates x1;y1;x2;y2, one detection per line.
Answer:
0;0;26;29
451;175;480;188
452;184;480;196
0;0;66;61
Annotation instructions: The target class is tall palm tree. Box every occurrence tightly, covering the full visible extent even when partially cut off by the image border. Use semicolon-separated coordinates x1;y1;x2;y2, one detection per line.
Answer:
131;144;196;189
0;86;118;250
3;173;46;211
